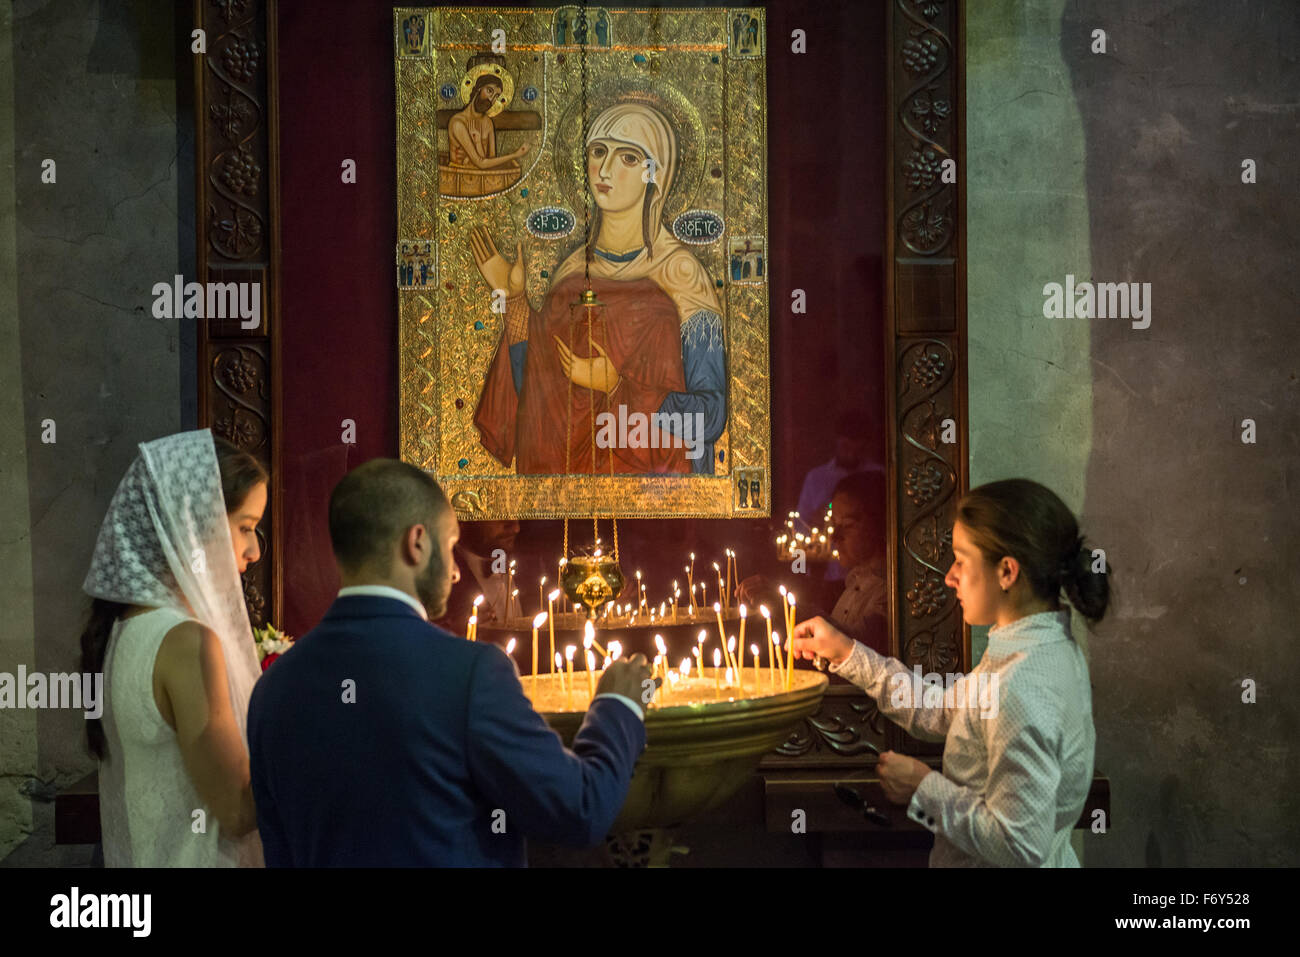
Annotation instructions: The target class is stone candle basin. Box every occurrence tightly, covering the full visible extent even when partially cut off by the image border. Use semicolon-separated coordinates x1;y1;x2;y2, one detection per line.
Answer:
525;669;829;832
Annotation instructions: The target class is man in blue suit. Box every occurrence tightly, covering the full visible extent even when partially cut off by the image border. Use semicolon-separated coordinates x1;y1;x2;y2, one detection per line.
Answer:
248;458;651;866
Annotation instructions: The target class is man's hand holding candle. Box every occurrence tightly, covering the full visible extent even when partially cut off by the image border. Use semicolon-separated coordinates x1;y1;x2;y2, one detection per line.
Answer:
596;652;656;707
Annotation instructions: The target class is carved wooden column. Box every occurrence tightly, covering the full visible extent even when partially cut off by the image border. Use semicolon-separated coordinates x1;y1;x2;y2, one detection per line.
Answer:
884;0;968;754
194;0;281;626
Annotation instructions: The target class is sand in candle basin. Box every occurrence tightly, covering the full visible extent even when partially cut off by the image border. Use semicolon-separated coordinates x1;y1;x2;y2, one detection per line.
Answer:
520;668;825;714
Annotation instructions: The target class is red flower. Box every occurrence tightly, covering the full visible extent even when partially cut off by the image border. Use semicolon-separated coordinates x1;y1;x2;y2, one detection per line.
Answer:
260;652;280;672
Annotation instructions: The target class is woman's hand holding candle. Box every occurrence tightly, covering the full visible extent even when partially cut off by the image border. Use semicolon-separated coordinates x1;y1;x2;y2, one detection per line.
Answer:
791;615;855;667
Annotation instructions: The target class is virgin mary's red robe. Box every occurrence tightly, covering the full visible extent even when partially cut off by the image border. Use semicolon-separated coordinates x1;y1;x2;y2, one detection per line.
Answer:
475;273;690;474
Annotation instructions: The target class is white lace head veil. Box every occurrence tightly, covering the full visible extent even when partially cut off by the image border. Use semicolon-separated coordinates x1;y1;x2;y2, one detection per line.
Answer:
83;429;263;742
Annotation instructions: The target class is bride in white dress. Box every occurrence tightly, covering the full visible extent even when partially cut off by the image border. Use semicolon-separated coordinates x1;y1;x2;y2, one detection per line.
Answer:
79;429;268;867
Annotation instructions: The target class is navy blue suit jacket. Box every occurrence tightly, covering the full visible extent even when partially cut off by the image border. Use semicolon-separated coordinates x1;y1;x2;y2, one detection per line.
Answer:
247;595;645;866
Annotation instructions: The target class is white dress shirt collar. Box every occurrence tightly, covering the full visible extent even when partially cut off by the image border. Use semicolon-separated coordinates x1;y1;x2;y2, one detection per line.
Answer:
987;608;1071;649
337;585;429;621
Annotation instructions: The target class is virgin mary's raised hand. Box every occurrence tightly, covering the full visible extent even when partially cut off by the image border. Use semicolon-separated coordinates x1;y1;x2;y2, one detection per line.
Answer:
468;225;526;298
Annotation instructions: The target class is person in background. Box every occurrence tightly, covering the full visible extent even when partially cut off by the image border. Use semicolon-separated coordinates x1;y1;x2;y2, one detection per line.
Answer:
437;519;522;631
739;469;889;653
823;471;888;654
794;410;880;584
248;459;652;866
793;479;1105;867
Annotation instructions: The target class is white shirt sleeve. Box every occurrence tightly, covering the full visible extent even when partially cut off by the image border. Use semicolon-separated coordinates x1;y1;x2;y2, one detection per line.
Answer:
829;640;955;743
593;692;644;721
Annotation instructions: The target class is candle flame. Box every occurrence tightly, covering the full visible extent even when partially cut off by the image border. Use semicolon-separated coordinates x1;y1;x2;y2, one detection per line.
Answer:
778;585;787;597
713;648;721;666
728;636;736;651
565;645;576;660
697;630;707;646
555;652;563;668
681;658;692;676
655;634;667;655
548;588;561;601
739;603;747;618
506;638;516;654
468;615;477;626
760;604;771;619
586;650;596;670
473;595;485;607
713;602;720;613
751;643;760;656
532;612;548;628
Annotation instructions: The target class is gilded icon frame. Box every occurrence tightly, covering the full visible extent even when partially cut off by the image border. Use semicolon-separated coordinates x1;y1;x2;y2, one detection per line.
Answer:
394;6;771;519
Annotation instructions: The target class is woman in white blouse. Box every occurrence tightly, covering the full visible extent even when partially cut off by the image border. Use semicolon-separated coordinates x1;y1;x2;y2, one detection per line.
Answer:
793;479;1107;867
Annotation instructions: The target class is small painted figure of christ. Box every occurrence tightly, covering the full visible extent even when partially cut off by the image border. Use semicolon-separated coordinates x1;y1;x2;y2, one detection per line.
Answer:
440;55;530;198
471;100;726;476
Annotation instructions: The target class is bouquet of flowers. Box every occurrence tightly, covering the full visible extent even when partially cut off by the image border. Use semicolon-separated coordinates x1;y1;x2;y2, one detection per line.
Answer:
252;623;296;671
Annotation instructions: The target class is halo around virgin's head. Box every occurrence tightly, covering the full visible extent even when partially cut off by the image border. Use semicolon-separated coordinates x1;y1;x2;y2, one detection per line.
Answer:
554;78;705;223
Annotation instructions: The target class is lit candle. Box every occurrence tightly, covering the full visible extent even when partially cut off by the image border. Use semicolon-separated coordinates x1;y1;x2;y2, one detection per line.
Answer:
712;561;722;609
732;549;741;600
539;577;546;616
565;645;576;708
760;605;772;679
470;594;484;638
713;648;722;690
738;603;748;667
785;593;797;690
700;580;707;610
547;589;560;673
608;640;622;660
532;612;547;677
730;636;740;689
506;636;517;661
695;629;707;677
511;588;520;623
772;634;784;688
680;657;691;679
713;602;733;673
555;652;565;692
468;614;477;643
506;560;515;618
672;583;679;623
585;650;596;699
751;643;760;688
655;634;668;680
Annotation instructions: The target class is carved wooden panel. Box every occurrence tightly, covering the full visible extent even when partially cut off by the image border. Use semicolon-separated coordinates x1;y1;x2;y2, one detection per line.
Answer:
885;0;967;755
194;0;281;626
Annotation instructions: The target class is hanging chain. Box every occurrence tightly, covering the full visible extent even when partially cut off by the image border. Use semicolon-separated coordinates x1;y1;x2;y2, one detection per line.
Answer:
552;1;616;566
